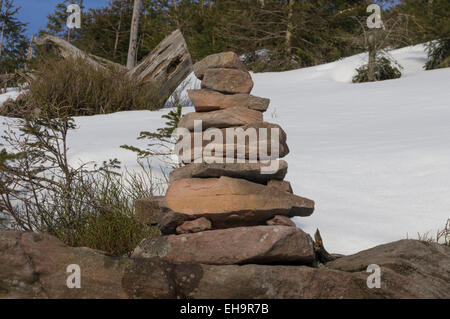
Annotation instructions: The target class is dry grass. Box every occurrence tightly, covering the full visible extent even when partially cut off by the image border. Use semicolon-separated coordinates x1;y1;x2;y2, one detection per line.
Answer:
416;219;450;246
12;55;161;117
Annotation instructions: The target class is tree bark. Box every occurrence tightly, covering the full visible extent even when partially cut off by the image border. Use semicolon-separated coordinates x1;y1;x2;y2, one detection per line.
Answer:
35;35;127;72
285;0;294;56
127;0;142;69
172;0;180;28
368;47;376;81
126;29;193;105
367;32;377;82
26;35;34;60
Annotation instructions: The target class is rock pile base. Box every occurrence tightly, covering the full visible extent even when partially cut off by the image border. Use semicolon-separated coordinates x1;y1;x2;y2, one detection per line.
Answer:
133;52;316;267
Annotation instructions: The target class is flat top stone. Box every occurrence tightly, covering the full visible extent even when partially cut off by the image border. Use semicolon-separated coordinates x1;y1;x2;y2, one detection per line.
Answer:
201;68;254;95
194;52;247;80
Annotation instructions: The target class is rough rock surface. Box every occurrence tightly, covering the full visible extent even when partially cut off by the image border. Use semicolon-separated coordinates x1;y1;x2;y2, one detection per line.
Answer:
162;177;314;233
176;122;290;163
135;196;165;225
327;239;450;298
178;107;263;131
201;68;254;94
267;180;293;193
0;231;175;299
176;217;212;234
132;226;316;265
193;52;247;80
169;160;288;184
187;90;270;112
266;215;296;227
1;231;449;299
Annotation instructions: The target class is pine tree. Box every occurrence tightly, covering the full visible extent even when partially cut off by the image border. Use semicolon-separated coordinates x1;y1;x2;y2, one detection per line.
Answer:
350;2;410;82
39;0;436;73
75;0;134;65
42;0;84;42
0;0;28;74
396;0;450;69
396;0;449;42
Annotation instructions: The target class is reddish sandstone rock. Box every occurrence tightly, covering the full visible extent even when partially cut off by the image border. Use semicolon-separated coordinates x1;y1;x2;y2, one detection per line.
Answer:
176;217;212;234
193;52;247;80
201;69;254;94
267;215;296;227
169;160;288;184
178;107;263;132
132;226;316;265
161;176;314;233
188;90;270;112
2;231;450;299
267;180;293;194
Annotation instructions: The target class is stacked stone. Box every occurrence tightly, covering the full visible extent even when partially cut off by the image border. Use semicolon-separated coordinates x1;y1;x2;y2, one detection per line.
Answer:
133;52;316;266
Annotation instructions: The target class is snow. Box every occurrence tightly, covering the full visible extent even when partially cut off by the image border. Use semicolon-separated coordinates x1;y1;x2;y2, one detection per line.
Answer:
0;88;21;105
1;44;449;254
66;110;174;178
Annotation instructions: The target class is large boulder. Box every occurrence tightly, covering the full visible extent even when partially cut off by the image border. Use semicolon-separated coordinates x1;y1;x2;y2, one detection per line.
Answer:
187;90;270;112
193;52;247;80
327;240;450;298
201;69;254;94
1;231;449;299
176;122;290;163
174;263;371;299
169;160;288;184
0;231;176;299
161;177;314;233
132;226;315;266
178;107;263;132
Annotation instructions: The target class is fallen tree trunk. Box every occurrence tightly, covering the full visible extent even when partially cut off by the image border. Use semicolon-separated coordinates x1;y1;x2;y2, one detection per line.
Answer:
35;35;127;72
34;30;193;106
126;29;193;105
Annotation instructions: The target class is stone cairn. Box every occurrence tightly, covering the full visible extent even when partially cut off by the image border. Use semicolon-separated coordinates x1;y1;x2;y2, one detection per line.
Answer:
133;52;317;267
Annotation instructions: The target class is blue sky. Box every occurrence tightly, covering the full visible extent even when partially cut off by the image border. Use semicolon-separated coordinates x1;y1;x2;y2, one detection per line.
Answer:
15;0;109;37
